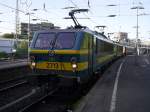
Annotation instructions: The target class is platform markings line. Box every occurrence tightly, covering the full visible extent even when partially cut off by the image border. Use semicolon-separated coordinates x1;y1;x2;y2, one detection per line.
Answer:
109;60;125;112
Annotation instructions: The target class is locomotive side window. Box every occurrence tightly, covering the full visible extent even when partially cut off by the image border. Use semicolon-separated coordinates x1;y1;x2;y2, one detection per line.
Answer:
34;33;55;49
55;32;75;49
96;38;104;55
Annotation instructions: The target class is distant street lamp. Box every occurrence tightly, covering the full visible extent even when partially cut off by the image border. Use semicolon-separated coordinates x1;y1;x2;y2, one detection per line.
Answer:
32;18;48;22
31;9;49;22
107;15;116;17
131;5;144;56
106;4;117;7
26;8;50;61
62;6;76;9
64;17;90;19
32;8;39;11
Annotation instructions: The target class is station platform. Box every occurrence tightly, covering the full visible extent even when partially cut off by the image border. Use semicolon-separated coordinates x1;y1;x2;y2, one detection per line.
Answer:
0;59;28;70
0;59;30;82
75;55;150;112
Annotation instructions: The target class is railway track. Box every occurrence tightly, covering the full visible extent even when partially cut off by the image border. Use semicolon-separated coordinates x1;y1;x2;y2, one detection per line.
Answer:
0;65;103;112
0;60;110;112
20;87;76;112
0;74;61;112
0;83;59;112
0;75;102;112
0;77;32;108
0;76;28;92
20;87;59;112
0;80;27;92
20;78;98;112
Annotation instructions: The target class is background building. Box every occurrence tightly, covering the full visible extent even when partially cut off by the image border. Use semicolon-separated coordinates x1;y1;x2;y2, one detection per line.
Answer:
113;32;128;42
21;22;54;36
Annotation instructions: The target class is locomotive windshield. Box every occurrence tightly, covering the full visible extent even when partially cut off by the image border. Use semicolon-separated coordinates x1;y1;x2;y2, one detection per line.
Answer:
34;33;55;49
34;32;75;49
55;32;75;49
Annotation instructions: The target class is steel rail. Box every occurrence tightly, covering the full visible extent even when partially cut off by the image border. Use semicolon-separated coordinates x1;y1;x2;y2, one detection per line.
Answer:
0;80;27;92
19;87;59;112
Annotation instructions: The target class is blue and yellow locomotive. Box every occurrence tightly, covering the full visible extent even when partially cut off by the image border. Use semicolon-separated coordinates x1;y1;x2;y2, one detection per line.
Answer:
29;28;125;84
29;9;126;85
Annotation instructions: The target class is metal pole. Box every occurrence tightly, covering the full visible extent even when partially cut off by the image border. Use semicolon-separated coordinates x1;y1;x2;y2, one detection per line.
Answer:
136;7;139;56
15;0;19;40
131;5;144;56
27;13;30;61
147;45;148;56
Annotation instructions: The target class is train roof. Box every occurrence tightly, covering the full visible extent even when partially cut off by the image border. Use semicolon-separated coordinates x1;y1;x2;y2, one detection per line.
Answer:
35;28;109;39
35;28;116;45
35;28;91;33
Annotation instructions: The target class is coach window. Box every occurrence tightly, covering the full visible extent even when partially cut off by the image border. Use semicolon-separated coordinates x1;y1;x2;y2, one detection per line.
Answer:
95;38;98;54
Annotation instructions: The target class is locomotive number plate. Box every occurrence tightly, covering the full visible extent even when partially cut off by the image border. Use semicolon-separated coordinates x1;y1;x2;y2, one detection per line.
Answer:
47;62;59;69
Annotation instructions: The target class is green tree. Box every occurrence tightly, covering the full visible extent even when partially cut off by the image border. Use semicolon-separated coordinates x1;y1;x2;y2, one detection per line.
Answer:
15;41;28;58
2;33;14;39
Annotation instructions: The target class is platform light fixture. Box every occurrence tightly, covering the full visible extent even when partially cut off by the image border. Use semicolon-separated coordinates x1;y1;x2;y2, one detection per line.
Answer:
131;5;144;56
107;4;117;7
107;15;117;17
25;12;35;61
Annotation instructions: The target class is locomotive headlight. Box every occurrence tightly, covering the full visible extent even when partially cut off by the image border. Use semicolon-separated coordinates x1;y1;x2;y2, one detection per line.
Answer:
72;63;77;69
31;62;36;67
71;57;77;72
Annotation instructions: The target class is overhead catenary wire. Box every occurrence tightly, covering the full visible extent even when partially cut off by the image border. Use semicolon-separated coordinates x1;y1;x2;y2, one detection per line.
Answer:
0;1;67;29
0;0;122;28
67;0;99;27
0;2;54;25
0;1;76;32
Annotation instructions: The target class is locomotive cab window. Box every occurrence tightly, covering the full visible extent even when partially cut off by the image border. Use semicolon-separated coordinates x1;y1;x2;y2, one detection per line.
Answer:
34;33;55;49
54;32;75;49
34;32;76;49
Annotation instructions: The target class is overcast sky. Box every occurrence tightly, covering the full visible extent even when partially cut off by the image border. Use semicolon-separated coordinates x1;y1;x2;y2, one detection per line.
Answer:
0;0;149;40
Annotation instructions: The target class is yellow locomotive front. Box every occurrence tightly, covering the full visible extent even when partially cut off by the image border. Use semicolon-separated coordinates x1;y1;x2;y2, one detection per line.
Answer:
29;29;88;82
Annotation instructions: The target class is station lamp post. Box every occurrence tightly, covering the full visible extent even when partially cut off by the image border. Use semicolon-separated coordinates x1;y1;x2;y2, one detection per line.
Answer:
32;18;48;22
25;12;34;61
131;6;144;56
31;9;49;22
26;9;50;61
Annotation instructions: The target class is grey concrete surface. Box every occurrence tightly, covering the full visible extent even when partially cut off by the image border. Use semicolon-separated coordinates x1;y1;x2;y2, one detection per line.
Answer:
75;55;150;112
0;59;28;70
